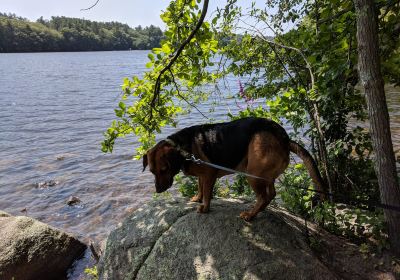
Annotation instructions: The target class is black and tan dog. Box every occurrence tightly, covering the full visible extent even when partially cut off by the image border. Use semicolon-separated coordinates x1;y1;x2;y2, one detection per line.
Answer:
143;117;326;221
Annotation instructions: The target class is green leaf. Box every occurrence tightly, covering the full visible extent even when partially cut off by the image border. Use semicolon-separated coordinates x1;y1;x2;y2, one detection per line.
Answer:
145;61;153;68
118;101;126;110
161;43;171;54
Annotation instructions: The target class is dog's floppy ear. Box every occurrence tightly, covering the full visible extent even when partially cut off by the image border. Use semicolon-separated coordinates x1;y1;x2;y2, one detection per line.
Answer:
166;148;184;174
142;153;148;172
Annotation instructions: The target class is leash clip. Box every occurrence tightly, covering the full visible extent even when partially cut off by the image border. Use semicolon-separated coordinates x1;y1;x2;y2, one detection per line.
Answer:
189;155;201;165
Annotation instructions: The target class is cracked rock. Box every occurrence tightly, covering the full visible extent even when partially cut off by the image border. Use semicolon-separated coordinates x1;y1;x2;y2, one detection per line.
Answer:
98;198;397;280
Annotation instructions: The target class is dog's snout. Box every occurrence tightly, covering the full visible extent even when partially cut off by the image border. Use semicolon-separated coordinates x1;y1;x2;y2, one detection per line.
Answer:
156;188;163;193
155;185;166;193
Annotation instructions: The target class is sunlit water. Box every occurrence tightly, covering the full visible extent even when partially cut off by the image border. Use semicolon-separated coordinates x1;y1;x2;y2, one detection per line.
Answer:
0;51;261;278
0;51;398;277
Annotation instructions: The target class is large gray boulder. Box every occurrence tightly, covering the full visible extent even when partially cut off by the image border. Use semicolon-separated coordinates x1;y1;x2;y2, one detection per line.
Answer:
0;211;86;280
99;198;396;280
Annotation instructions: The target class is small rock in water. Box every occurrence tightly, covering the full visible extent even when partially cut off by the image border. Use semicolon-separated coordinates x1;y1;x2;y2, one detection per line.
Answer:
56;155;65;161
20;208;27;213
67;196;81;206
37;180;59;189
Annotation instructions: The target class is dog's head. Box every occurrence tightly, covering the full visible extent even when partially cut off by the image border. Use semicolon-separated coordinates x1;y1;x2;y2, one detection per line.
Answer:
142;141;184;193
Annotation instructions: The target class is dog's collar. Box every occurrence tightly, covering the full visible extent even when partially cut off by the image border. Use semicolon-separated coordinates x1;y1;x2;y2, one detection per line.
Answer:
164;138;192;159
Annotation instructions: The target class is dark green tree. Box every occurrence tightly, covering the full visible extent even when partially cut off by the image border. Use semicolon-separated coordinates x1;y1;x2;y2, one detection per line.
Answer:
0;13;164;52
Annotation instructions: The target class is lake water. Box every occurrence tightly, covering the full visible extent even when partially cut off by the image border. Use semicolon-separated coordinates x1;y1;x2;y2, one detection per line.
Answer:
0;51;399;276
0;51;257;276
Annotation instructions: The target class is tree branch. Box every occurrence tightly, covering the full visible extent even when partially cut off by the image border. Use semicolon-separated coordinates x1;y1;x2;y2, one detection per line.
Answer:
81;0;101;11
168;69;209;119
258;16;309;88
237;21;316;90
317;8;352;24
149;0;210;121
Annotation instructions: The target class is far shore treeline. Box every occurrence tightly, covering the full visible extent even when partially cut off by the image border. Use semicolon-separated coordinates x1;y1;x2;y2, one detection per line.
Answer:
0;13;164;52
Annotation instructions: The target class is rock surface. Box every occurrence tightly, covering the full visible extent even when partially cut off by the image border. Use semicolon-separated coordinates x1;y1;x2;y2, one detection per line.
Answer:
0;211;86;280
99;198;397;280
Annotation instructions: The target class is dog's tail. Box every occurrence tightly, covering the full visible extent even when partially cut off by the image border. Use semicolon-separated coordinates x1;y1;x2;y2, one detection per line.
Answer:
289;140;327;201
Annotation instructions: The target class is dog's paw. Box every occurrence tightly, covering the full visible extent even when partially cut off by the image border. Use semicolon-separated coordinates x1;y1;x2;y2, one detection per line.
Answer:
197;204;209;213
239;211;254;221
190;195;202;203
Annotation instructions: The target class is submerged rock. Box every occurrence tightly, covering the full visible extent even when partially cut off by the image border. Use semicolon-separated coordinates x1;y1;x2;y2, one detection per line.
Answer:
67;196;81;206
0;211;86;280
99;198;397;280
36;180;59;189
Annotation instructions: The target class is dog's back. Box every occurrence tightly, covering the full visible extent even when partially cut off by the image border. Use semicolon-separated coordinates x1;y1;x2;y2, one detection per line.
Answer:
168;117;290;169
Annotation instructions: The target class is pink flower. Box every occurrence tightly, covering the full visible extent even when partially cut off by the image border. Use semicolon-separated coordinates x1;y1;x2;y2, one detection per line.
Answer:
237;80;254;108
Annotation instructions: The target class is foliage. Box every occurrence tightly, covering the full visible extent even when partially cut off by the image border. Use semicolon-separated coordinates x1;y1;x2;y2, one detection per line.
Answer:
277;163;388;250
226;175;253;197
379;1;400;86
217;0;384;205
102;0;218;156
176;173;252;198
277;163;317;216
102;0;399;246
102;0;399;189
0;12;163;52
84;266;98;280
175;174;198;198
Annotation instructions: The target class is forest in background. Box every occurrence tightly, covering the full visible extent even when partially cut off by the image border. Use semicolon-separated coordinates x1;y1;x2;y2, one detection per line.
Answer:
0;13;164;52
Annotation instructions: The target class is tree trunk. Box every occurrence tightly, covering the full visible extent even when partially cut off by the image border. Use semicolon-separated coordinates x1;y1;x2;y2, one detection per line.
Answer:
354;0;400;255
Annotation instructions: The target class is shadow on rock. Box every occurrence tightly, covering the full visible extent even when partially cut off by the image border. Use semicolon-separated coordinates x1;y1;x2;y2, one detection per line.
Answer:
98;198;397;280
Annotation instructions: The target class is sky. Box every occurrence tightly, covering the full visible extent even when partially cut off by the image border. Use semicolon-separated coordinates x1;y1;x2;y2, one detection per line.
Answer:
1;0;170;27
0;0;264;29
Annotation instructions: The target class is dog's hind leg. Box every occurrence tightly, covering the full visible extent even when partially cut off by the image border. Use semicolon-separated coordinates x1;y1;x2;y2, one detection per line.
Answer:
190;177;203;203
240;178;275;221
239;132;288;221
197;175;216;213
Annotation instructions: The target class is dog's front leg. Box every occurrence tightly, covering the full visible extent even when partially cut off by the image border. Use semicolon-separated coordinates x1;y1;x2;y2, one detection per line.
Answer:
190;177;203;203
197;175;216;213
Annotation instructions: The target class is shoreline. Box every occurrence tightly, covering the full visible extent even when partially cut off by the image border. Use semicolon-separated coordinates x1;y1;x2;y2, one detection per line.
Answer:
0;49;152;54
